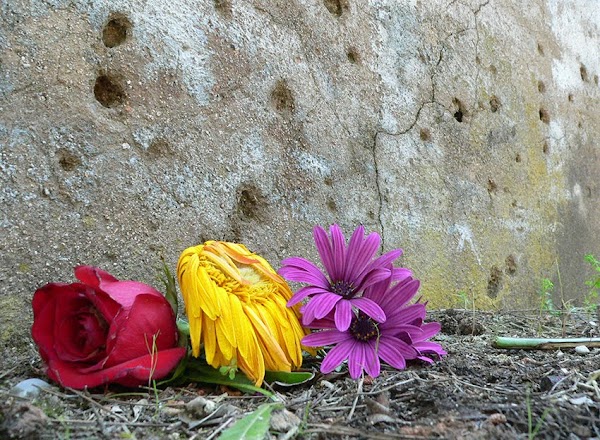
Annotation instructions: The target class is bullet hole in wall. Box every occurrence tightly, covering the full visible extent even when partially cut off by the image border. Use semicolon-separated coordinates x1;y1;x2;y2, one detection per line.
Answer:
505;255;517;275
537;43;544;56
594;75;599;86
515;153;522;163
147;138;172;158
102;13;131;48
568;93;574;102
214;0;232;16
452;98;466;123
542;141;549;154
94;74;125;107
537;80;545;93
489;95;501;112
487;266;502;299
420;128;431;141
237;183;267;220
346;47;360;64
539;108;550;124
323;0;348;17
58;149;81;171
324;176;333;186
327;199;337;212
270;80;295;114
580;64;588;82
487;178;497;194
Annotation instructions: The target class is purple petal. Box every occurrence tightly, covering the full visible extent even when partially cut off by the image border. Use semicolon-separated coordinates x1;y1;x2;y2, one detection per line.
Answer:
392;267;413;281
414;341;446;357
301;300;319;325
344;228;380;280
356;267;392;291
380;335;418;360
334;299;353;331
384;304;426;328
379;322;423;338
279;266;330;289
376;338;406;370
372;248;403;268
365;341;382;378
348;342;365;379
363;277;391;305
302;329;351;346
321;339;354;374
313;226;337;281
378;279;420;312
329;225;347;281
352;297;386;323
417;355;435;364
287;286;330;307
417;322;442;340
310;293;343;320
305;315;337;329
377;338;417;370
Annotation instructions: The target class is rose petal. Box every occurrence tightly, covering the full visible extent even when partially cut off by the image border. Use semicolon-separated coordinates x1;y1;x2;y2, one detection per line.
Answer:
102;294;178;368
46;347;186;389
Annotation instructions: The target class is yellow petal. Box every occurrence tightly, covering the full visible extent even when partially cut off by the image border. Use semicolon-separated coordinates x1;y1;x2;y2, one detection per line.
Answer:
203;315;217;366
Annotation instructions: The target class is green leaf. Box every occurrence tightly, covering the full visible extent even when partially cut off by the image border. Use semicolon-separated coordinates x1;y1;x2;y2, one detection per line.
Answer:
219;403;282;440
264;370;314;386
159;257;178;316
184;363;273;398
176;318;190;335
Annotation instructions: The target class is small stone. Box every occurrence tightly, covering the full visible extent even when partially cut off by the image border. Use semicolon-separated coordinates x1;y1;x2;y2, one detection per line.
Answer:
10;378;52;398
270;409;300;432
570;395;593;405
487;413;507;425
186;396;217;417
575;345;590;355
540;375;563;392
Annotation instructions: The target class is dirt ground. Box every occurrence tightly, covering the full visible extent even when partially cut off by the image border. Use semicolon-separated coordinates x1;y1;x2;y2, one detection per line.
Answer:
2;309;600;439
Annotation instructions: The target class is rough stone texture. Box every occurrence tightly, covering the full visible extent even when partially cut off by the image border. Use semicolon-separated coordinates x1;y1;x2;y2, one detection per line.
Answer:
1;0;599;350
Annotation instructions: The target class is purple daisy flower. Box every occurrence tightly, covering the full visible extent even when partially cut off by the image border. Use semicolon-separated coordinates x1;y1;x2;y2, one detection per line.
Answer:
302;276;445;379
279;224;411;332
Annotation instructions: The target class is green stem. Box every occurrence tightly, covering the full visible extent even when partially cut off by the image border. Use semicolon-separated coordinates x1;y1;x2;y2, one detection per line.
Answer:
494;336;600;349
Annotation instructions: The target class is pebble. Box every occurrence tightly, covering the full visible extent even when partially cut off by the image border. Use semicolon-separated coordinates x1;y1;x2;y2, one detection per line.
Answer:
575;345;590;355
10;378;52;398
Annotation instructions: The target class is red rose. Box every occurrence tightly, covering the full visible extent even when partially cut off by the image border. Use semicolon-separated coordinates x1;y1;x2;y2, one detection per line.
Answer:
31;266;186;389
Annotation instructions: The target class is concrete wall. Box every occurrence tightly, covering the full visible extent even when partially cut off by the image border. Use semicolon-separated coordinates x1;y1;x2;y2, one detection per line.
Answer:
1;0;599;349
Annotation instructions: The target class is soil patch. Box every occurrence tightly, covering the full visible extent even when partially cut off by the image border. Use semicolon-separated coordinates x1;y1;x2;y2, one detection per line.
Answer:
2;310;600;439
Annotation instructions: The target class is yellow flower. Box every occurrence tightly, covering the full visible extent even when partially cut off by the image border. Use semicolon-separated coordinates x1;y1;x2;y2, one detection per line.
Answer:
177;241;311;386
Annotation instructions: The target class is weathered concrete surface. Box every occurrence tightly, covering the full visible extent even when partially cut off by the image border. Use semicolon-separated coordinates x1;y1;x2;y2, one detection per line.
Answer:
1;0;599;350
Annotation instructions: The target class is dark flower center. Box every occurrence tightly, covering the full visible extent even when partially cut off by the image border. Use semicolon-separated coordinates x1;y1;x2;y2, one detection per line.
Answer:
349;311;379;342
330;280;355;298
